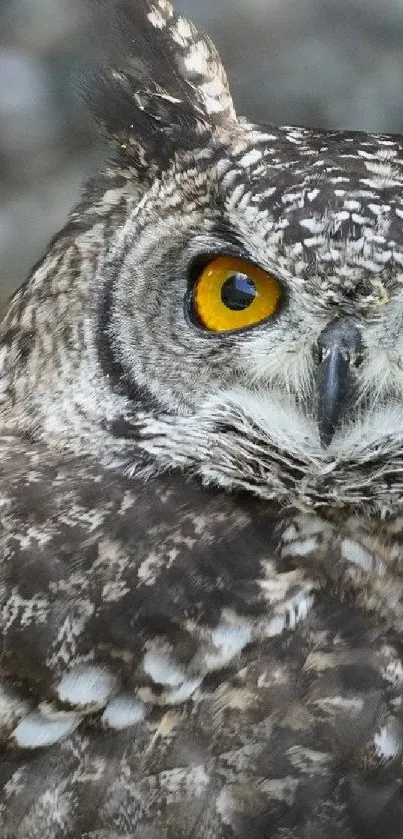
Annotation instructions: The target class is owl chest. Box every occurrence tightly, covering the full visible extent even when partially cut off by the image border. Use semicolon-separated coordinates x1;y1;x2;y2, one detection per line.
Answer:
280;509;403;633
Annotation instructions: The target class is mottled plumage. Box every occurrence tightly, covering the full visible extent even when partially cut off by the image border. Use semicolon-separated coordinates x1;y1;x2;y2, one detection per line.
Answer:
2;1;403;836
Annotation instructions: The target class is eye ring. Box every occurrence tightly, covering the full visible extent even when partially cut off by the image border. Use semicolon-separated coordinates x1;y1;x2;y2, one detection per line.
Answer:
188;255;282;334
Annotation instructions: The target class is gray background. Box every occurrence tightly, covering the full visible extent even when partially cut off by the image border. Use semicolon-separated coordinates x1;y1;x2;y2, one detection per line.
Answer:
2;0;403;309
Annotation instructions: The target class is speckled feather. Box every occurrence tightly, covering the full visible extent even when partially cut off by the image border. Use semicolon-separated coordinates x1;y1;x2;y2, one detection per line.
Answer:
2;0;403;836
1;433;403;838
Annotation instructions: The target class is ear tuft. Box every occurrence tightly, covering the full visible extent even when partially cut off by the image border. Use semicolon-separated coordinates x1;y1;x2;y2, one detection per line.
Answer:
83;0;237;171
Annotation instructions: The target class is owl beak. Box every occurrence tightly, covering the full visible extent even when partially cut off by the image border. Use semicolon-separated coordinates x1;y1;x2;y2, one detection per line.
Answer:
316;318;363;448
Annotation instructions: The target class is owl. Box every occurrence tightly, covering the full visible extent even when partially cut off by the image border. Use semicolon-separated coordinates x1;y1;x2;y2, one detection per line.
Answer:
2;0;403;837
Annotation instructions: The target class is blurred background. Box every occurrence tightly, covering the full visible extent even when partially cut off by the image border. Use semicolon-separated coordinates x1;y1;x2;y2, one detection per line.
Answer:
2;0;403;308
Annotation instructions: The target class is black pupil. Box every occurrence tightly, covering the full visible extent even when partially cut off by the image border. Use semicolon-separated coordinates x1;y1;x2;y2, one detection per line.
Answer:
220;273;257;311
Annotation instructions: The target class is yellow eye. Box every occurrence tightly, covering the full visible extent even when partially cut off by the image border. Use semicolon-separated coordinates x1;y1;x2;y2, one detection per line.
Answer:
192;256;281;333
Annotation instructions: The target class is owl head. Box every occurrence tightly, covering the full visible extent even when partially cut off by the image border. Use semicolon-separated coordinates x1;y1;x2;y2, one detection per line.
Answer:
2;0;403;517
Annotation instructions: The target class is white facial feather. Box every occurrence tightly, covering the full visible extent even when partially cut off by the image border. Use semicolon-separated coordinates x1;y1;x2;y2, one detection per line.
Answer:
133;383;403;515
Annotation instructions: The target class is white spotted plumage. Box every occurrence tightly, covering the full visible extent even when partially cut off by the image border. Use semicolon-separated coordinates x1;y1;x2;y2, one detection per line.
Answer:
1;1;403;837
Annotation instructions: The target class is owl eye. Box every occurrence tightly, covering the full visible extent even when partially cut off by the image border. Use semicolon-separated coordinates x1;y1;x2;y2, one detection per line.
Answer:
191;256;282;333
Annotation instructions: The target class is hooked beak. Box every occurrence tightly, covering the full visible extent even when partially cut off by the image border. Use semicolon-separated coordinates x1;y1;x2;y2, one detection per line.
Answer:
316;317;363;448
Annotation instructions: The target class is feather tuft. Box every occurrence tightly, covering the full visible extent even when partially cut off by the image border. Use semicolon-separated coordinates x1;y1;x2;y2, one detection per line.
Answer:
82;0;236;170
